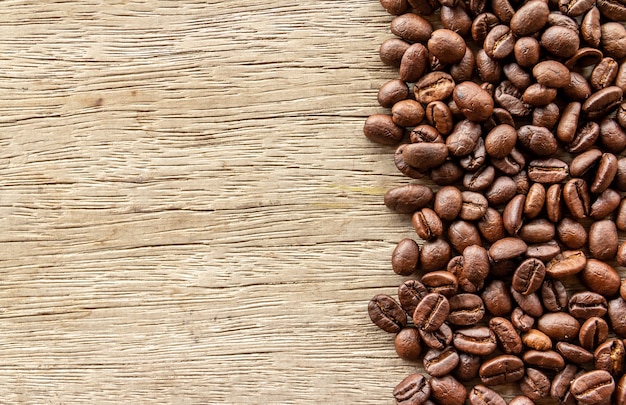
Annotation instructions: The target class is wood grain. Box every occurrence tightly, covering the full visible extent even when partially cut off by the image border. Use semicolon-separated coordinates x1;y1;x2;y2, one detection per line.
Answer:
0;1;426;403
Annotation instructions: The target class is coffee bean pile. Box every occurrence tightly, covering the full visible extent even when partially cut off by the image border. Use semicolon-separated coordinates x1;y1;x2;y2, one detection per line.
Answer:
364;0;626;403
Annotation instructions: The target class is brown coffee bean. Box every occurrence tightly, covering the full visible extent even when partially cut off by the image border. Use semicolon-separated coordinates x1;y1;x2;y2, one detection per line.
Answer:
619;242;626;267
556;217;587;249
520;368;550;400
484;24;514;60
511;307;535;332
433;186;462;221
504;63;532;92
454;353;481;382
448;220;482;253
509;396;534;405
618;198;626;230
476;207;505;243
390;13;433;43
410;124;443;143
602;22;626;60
527;158;569;184
546;250;586;279
523;183;545;219
591;57;619;90
457;245;489;292
541;26;579;58
609;297;626;337
430;375;466;405
569;291;608;319
503;194;525;235
518;219;555;244
512;258;545;295
581;258;620;296
402;143;449;171
514;37;540;68
446;119;482;156
453;326;497;355
545;184;563;222
392;100;425;128
570;370;615;404
563;178;590;219
368;294;407;333
476;49;502;84
510;0;549;36
522;328;552;351
384;184;434;214
440;5;472;38
447;293;484;325
399;44;429;83
557;342;594;365
617;375;626;405
489;237;527;262
427;29;466;65
479;354;525;385
450;47;475;84
582;86;623;119
463;165;496;192
522;83;557;107
511;288;543;318
412;208;443;241
580;6;601;47
491;0;514;22
597;0;626;20
414;72;456;105
486;176;517;206
538;312;580;341
551;364;579;404
557;102;581;143
420;238;451;272
591;153;618;194
599;118;626;153
413;293;449;332
423;346;459;377
489;316;522;354
392;239;420;276
398;279;428;315
471;12;500;43
482;280;513;317
564;71;593;101
595;339;625;375
469;385;507;405
532;102;560;129
452;81;494;122
380;0;410;15
617;61;626;92
459;137;487;171
542;279;568;312
494;80;530;117
549;9;581;31
425;101;453;135
523;349;566;372
395;327;423;361
422;271;459;297
570;148;602;178
484;124;516;159
568;121;600;153
579;316;609;351
392;148;427;180
393;373;431;405
419;323;453;350
560;0;595;16
363;114;404;146
533;60;571;89
588;221;618;262
378;79;409;108
380;38;410;67
459;191;487;221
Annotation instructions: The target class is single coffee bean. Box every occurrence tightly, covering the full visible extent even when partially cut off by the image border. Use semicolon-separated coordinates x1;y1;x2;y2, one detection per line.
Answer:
564;71;593;101
579;317;609;351
511;288;543;317
512;258;545;295
491;147;525;175
390;13;433;43
533;60;571;88
425;101;453;135
609;297;626;337
617;198;626;230
560;0;595;16
484;124;516;159
570;370;615;404
602;22;626;59
471;12;499;43
581;6;601;46
476;49;502;84
400;43;429;83
503;63;532;92
541;26;579;58
431;160;464;186
570;148;602;178
491;0;514;22
617;375;626;405
546;250;586;279
395;327;423;361
551;364;579;404
422;271;458;297
523;183;545;219
522;328;552;351
394;145;428;179
503;194;525;235
414;72;456;105
542;279;568;312
588;222;618;262
527;158;568;183
557;342;594;365
581;258;620;296
599;118;626;153
454;353;481;382
489;237;527;262
537;312;580;341
378;79;409;108
563;178;590;219
413;293;450;332
582;86;623;119
447;293;484;326
518;219;555;244
556;217;587;249
523;349;565;372
590;188;621;219
477;208;505;243
520;368;550;400
617;61;626;92
379;37;411;67
433;186;462;221
557;102;581;143
618;242;626;267
380;0;409;15
590;153;618;194
525;241;561;261
446;119;482;156
483;24;514;60
549;9;581;31
479;354;525;385
522;83;557;107
569;291;608;319
457;245;489;292
450;47;475;83
469;385;506;405
597;0;626;21
410;124;443;143
511;307;535;332
514;36;540;68
392;238;420;276
452;81;494;122
590;57;619;90
482;280;513;317
384;184;434;214
412;208;443;241
463;165;495;192
393;373;431;405
423;346;460;377
453;326;497;356
545;184;562;223
392;99;425;127
398;279;428;315
402;143;449;171
447;221;482;254
489;316;522;354
459;191;487;221
430;375;466;405
368;294;407;333
459;137;487;171
427;29;466;65
486;176;517;206
532;102;560;129
419;323;453;350
363;114;404;145
510;0;549;36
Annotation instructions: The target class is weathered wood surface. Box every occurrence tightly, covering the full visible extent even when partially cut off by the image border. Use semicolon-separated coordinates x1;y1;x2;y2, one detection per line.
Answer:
0;1;429;403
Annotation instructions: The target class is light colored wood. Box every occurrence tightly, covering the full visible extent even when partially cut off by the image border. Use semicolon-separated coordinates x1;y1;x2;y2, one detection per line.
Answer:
0;1;429;403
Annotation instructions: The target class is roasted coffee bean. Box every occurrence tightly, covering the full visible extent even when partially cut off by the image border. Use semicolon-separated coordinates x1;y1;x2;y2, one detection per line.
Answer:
433;186;462;221
491;0;514;23
484;124;516;159
565;71;593;101
551;364;579;404
618;198;626;230
489;316;522;354
503;63;532;92
547;250;586;279
398;279;428;315
523;183;545;219
441;4;472;37
511;307;535;332
568;121;601;154
427;29;466;65
510;0;549;36
514;37;540;68
511;288;543;317
390;13;433;43
453;81;494;122
533;60;571;89
414;72;456;105
503;194;525;235
380;0;409;15
527;158;568;183
453;326;497;356
520;368;550;400
476;49;502;84
393;373;431;405
523;349;566;372
512;258;545;295
599;118;626;153
570;370;615;404
392;238;420;276
450;47;475;83
542;279;568;312
379;37;411;67
486;176;517;206
363;114;404;145
538;312;580;341
494;81;530;116
447;293;484;325
484;24;514;60
459;191;488;221
579;316;609;351
455;353;481;382
457;245;489;292
423;346;459;377
563;179;590;219
581;258;620;296
582;86;623;119
489;237;527;262
556;218;587;249
560;0;595;16
569;291;608;319
518;219;555;244
446;119;482;156
422;271;459;297
588;222;618;262
557;342;594;365
491;147;525;175
447;221;482;253
619;103;626;129
590;188;621;217
609;297;626;337
590;57;619;91
479;354;525;385
410;124;443;143
378;79;409;108
419;323;454;350
471;13;500;43
541;26;579;58
602;22;626;59
618;242;626;267
617;375;626;405
430;375;466;405
566;47;603;71
459;137;487;171
431;160;464;186
482;280;513;317
548;11;580;32
522;83;557;107
392;99;425;127
522;328;552;351
468;385;506;405
392;146;428;179
368;294;407;333
395;327;423;361
581;6;601;46
384;184;434;214
477;208;505;243
570;148;602;178
412;208;443;241
413;293;450;332
597;0;626;21
532;103;560;129
463;165;495;191
399;43;429;83
557;102;581;143
402;143;449;171
546;184;563;223
617;62;626;92
591;153;618;194
425;101;453;135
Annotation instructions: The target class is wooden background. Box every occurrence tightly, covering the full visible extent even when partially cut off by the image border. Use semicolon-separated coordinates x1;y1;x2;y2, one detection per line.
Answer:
0;0;433;403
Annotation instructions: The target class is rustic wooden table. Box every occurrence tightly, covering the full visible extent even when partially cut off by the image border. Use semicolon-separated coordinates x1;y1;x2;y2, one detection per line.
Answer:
0;1;430;403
